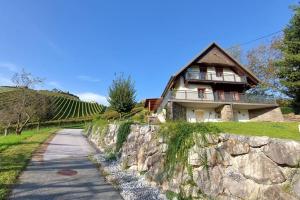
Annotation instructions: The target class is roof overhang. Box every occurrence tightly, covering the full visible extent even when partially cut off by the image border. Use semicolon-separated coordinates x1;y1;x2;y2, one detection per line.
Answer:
161;42;260;98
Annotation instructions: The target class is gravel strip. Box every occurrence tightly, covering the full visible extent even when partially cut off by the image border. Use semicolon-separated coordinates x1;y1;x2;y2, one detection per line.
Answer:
93;153;167;200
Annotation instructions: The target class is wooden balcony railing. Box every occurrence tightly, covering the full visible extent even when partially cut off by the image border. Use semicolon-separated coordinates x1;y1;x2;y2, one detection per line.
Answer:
169;90;276;104
185;72;247;83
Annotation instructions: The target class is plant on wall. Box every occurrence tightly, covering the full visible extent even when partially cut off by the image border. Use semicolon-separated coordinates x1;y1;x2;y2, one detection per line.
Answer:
159;122;220;179
115;121;133;153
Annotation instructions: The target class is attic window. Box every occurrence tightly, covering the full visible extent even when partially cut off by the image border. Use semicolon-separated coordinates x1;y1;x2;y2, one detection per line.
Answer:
216;67;223;77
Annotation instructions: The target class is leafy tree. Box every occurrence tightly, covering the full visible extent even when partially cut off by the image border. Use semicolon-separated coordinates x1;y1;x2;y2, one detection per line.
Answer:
246;37;283;95
277;5;300;114
108;74;136;116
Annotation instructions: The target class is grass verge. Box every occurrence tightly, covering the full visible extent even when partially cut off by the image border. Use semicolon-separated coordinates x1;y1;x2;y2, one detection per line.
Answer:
0;128;58;200
212;122;300;141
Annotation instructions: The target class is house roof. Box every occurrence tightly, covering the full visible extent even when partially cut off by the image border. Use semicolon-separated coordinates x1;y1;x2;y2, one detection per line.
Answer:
144;98;162;111
161;42;260;97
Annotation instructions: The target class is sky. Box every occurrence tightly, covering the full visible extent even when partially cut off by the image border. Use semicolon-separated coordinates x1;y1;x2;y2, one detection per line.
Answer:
0;0;297;105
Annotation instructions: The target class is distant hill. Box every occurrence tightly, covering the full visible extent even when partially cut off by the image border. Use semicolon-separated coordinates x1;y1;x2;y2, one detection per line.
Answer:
0;86;105;122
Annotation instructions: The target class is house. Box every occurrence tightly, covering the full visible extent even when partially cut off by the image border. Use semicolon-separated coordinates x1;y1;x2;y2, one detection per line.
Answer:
145;43;284;122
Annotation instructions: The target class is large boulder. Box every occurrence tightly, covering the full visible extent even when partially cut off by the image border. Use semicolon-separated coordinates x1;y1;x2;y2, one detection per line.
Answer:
234;152;286;184
193;166;223;197
223;138;250;156
137;146;147;171
293;173;300;198
263;140;300;167
248;136;269;147
223;168;260;199
188;145;231;167
188;145;206;166
261;186;298;200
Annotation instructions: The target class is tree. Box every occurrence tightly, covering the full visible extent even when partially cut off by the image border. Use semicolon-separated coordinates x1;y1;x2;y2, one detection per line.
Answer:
246;37;283;95
226;45;243;63
12;69;43;88
0;107;14;136
10;69;45;134
108;74;136;117
277;5;300;114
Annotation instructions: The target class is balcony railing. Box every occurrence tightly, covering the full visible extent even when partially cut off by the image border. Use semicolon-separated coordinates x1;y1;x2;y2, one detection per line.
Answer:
185;71;247;83
169;90;276;104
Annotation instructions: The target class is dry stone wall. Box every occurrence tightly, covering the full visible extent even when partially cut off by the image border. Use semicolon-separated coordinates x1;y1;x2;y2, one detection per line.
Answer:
86;124;300;200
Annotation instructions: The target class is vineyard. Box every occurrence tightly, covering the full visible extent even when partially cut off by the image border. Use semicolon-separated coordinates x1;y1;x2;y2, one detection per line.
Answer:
50;96;105;120
0;87;105;121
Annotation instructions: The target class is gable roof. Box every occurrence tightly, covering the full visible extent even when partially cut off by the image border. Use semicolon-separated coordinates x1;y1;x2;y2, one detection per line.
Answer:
161;42;260;97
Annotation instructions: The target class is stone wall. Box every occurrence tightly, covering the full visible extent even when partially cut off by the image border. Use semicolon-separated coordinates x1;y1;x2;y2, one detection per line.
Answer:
87;124;300;200
249;107;284;122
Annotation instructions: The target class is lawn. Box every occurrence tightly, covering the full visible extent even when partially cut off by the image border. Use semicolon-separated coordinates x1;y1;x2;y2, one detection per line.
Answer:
213;122;300;141
0;128;58;200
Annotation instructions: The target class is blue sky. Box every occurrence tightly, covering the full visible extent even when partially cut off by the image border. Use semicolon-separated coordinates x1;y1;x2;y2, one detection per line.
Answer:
0;0;297;105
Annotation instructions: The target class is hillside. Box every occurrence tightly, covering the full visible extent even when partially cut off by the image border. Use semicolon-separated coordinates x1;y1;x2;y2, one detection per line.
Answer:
0;86;105;122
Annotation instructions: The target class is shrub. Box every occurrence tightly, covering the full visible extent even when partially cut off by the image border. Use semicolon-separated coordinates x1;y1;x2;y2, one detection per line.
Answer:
104;148;117;161
100;110;120;120
108;74;136;114
115;121;133;153
281;107;294;114
160;121;220;178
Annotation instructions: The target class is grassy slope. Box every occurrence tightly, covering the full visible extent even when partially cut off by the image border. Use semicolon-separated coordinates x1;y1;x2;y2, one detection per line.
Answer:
0;128;58;200
213;122;300;141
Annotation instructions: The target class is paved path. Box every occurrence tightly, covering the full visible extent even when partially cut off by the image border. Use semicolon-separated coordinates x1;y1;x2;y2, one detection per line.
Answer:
10;129;122;200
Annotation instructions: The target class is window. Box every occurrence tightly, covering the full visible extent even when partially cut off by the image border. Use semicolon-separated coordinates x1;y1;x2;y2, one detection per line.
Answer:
216;67;223;77
232;91;240;101
216;90;225;101
200;67;207;80
198;88;205;99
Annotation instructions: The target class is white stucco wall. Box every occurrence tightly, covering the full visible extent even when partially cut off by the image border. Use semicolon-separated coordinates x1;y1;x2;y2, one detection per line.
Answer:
186;108;249;123
186;108;220;122
233;109;249;122
174;76;214;101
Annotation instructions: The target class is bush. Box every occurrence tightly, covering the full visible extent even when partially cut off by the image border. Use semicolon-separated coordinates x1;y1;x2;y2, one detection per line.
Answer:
115;121;133;153
99;110;120;120
108;74;136;114
104;148;117;161
281;107;294;114
160;121;220;178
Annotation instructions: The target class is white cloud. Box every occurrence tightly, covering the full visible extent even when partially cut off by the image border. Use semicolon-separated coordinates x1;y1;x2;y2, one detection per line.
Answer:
77;75;101;83
0;62;19;72
76;92;109;106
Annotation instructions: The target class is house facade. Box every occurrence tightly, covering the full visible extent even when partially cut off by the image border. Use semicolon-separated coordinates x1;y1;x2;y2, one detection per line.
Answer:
147;43;283;122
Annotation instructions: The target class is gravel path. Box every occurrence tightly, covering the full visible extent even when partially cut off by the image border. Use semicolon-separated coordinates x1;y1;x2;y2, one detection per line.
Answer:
10;129;122;200
93;153;167;200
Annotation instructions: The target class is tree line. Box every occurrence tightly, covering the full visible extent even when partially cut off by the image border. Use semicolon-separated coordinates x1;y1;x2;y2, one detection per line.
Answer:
227;4;300;114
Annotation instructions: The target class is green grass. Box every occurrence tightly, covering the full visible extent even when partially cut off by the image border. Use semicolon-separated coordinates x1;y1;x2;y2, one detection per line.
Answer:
213;122;300;141
0;128;58;200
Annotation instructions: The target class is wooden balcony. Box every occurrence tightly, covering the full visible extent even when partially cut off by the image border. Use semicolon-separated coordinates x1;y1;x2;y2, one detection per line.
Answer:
185;72;247;83
169;90;277;105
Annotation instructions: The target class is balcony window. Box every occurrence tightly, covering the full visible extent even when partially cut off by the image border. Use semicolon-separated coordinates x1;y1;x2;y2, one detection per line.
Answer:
198;88;205;99
216;67;223;77
233;91;240;101
216;90;225;101
200;67;207;80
